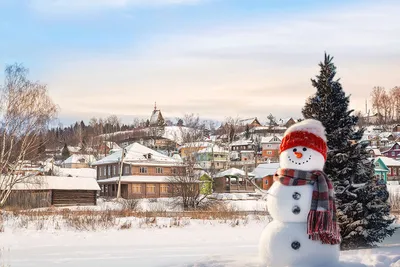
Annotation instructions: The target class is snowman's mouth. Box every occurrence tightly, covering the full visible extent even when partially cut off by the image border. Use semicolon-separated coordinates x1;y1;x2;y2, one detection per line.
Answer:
288;155;312;165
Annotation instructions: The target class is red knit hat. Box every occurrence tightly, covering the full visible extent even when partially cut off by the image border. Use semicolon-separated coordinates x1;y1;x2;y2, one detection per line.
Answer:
279;119;327;160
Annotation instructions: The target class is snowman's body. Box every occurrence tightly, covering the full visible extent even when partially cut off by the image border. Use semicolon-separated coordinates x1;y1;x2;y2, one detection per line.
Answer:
259;145;340;267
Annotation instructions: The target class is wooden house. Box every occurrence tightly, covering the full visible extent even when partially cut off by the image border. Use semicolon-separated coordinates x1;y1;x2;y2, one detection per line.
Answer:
382;142;400;159
376;156;400;182
92;142;199;199
213;168;255;193
62;154;96;168
373;157;389;183
239;117;262;128
251;162;280;190
1;176;100;209
278;118;296;128
261;135;283;161
179;142;210;159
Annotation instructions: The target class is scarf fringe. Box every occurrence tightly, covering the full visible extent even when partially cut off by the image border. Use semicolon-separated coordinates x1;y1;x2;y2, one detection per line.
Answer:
307;210;341;245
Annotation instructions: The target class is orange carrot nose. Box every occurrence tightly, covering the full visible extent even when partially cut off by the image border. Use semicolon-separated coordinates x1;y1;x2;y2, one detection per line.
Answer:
294;152;303;158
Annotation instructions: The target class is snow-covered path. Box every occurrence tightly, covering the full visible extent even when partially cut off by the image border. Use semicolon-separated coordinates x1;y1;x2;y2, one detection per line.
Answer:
1;221;399;267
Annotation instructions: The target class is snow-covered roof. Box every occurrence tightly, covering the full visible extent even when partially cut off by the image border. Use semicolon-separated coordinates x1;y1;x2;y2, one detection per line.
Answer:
60;146;81;153
370;149;382;156
2;176;100;191
215;168;254;178
179;142;210;149
56;168;96;178
251;163;280;179
93;143;180;166
376;157;400;167
278;118;293;126
239;117;259;125
63;154;96;165
261;135;283;143
197;144;228;154
230;139;253;147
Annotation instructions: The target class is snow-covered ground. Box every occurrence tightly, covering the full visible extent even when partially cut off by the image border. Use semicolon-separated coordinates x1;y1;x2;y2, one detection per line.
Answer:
1;215;399;267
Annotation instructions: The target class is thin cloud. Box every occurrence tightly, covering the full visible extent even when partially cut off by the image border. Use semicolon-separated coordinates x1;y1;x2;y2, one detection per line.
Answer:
29;0;204;14
44;1;400;122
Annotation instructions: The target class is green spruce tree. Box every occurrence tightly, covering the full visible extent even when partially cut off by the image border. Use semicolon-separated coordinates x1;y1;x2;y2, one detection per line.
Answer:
302;53;395;250
61;143;70;160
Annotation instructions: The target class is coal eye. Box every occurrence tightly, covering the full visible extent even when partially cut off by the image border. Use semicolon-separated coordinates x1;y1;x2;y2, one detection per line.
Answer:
303;148;307;152
293;148;297;152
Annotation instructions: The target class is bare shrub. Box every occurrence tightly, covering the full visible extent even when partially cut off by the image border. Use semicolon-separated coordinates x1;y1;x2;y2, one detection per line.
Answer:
119;220;132;230
120;199;140;211
389;193;400;212
64;210;116;231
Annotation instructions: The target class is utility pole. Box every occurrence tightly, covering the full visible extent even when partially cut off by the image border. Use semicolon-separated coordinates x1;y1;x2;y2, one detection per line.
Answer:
116;148;126;199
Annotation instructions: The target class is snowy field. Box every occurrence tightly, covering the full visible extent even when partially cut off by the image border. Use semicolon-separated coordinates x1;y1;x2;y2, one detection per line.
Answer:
1;214;399;267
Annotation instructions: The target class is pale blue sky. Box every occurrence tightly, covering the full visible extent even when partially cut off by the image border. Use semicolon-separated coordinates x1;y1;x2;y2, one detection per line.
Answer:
0;0;399;125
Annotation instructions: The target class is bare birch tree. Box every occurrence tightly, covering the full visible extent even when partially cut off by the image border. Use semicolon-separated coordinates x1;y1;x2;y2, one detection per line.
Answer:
390;86;400;122
0;63;57;207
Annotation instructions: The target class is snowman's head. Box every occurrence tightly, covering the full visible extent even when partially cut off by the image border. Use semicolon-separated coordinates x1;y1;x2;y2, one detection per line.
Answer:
279;146;325;171
279;119;327;172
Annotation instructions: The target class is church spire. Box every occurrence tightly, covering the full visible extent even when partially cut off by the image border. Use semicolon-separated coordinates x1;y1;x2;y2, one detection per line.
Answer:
154;101;157;111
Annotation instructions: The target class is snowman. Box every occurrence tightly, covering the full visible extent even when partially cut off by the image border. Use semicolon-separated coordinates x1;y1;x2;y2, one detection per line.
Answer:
259;119;341;267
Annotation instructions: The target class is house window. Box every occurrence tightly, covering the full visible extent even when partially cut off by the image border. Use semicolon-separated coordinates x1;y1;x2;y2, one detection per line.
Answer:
113;165;116;175
265;180;268;185
140;167;148;174
397;145;399;149
267;144;271;148
389;167;392;175
146;184;156;194
394;168;397;175
107;166;111;176
267;151;272;155
375;162;379;167
102;167;106;176
124;165;130;175
216;163;220;167
392;152;395;156
247;145;252;149
160;184;169;194
156;167;163;174
172;168;177;175
132;184;141;193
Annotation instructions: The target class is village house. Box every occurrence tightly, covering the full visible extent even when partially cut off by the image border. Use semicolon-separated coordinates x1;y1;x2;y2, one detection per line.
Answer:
251;162;280;190
195;144;228;172
382;142;400;159
92;143;197;199
373;157;389;183
178;142;211;159
2;176;100;209
239;117;262;128
97;141;121;157
62;154;96;169
376;156;400;182
278;118;296;128
368;148;382;158
213;168;255;193
261;135;283;161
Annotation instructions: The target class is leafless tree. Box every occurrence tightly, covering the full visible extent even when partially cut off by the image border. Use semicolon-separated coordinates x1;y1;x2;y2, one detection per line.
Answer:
355;111;367;128
168;157;210;210
390;86;400;122
381;91;394;124
371;86;385;124
0;63;58;207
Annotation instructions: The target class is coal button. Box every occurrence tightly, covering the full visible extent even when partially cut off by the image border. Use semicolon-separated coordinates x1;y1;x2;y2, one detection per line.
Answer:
292;205;301;214
291;241;301;250
292;192;301;200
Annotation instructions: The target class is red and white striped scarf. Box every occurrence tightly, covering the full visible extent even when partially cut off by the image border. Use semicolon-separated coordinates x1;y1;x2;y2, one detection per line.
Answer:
274;168;341;245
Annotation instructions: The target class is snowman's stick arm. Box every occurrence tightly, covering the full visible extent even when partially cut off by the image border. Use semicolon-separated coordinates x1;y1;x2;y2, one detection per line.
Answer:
245;177;269;196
